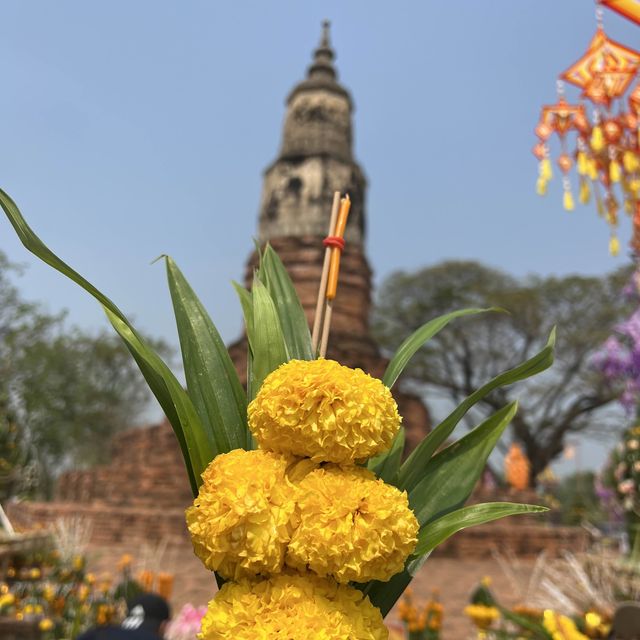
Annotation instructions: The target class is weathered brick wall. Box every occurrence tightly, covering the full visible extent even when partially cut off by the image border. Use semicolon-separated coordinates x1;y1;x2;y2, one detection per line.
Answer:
9;500;586;557
433;523;588;558
8;502;189;547
56;421;192;510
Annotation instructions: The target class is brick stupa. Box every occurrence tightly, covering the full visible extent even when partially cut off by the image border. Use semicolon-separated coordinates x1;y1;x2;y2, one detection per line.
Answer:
228;21;430;447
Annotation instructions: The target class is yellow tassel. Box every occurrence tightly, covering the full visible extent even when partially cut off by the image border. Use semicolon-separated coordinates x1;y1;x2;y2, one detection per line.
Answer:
631;179;640;194
563;188;575;211
577;152;589;175
588;159;598;181
579;179;590;204
591;126;604;152
624;151;639;173
609;235;620;256
540;158;552;181
610;160;622;183
536;177;547;196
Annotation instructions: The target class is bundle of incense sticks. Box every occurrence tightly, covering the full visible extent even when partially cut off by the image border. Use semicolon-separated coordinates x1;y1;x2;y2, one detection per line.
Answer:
311;191;351;358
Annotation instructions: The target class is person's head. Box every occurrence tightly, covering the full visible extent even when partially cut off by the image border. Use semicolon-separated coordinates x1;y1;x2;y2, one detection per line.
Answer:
122;593;171;635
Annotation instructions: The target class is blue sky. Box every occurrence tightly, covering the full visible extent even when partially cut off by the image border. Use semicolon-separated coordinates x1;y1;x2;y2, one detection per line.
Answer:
2;1;637;471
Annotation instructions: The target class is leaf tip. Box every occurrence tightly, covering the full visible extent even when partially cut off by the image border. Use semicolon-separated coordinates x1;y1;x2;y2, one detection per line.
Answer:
150;254;169;266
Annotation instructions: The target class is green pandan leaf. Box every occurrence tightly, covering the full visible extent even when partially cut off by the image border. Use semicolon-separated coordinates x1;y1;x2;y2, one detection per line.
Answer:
260;245;313;361
104;309;207;491
0;188;205;494
413;502;548;557
165;256;250;454
382;307;500;389
409;402;518;526
251;278;288;394
232;282;256;401
362;502;546;617
367;427;405;484
397;328;555;493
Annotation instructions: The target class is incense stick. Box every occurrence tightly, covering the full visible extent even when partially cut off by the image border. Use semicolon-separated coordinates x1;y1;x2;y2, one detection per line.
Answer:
319;300;334;358
311;191;341;354
319;195;351;358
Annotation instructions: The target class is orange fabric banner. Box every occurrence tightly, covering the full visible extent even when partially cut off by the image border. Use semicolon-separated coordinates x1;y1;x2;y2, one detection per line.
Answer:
601;0;640;26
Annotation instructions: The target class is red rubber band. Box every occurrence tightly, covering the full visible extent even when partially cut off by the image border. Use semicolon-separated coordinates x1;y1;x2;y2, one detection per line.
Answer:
323;236;345;250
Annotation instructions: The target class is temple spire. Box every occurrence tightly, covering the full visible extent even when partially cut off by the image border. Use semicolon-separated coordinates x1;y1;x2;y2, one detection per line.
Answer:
307;21;336;81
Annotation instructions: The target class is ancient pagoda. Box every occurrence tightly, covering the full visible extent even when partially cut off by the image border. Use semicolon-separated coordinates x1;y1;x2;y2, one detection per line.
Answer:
230;22;429;447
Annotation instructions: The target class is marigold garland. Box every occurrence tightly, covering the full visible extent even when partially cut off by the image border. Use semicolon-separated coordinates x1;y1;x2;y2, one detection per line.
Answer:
186;449;298;580
198;573;388;640
286;465;418;583
248;359;401;463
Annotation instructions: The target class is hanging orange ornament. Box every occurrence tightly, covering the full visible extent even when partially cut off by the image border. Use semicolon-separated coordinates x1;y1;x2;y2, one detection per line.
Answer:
533;6;640;255
504;443;530;492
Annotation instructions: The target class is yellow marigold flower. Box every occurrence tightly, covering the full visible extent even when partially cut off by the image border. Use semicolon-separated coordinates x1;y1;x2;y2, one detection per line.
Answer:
38;618;54;631
464;604;500;630
248;359;400;463
286;465;418;583
186;449;299;580
543;610;588;640
198;573;388;640
0;593;15;608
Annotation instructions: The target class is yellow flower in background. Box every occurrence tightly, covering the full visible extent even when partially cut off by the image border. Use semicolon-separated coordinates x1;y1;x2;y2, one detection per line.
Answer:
464;604;500;630
38;618;54;631
543;610;588;640
43;584;55;602
117;554;133;571
286;465;418;583
198;573;387;640
77;583;90;603
248;359;400;463
72;555;85;571
186;449;299;580
0;593;15;608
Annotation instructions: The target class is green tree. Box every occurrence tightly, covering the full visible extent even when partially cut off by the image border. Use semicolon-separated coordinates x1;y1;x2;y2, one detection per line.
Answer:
0;250;166;499
373;260;631;485
552;471;604;526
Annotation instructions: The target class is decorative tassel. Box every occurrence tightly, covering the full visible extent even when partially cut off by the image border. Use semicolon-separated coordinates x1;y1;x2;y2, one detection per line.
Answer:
588;159;598;181
579;179;590;204
591;125;604;152
610;160;622;183
577;151;589;175
624;151;639;173
536;177;547;196
563;188;575;211
606;197;619;225
540;158;552;181
609;235;620;256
